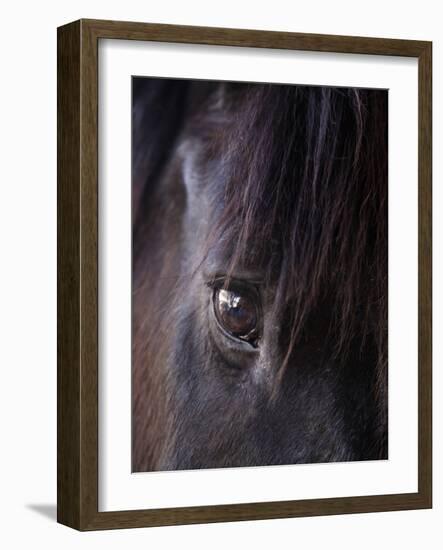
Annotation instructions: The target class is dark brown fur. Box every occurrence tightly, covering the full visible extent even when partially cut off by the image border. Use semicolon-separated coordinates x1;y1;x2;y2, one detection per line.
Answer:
132;80;388;471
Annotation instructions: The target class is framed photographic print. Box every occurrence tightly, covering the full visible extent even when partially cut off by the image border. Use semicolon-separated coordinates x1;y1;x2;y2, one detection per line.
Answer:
57;19;432;530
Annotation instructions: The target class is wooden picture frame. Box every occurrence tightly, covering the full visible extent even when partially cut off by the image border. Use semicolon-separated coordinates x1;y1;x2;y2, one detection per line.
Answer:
57;18;432;530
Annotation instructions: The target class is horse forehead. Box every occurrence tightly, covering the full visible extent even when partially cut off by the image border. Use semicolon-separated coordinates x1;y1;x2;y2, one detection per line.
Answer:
178;136;233;240
179;133;279;273
179;135;230;190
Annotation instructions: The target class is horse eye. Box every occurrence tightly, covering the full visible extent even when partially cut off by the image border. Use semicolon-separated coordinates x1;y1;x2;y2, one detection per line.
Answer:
213;288;259;346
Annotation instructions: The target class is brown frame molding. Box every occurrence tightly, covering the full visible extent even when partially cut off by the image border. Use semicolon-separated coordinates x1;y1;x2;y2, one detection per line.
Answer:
57;18;432;530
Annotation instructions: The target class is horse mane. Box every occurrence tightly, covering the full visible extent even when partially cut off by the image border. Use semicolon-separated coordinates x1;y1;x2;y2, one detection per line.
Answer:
185;83;388;383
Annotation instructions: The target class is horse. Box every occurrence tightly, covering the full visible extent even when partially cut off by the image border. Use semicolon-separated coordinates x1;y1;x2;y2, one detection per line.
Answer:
132;78;388;471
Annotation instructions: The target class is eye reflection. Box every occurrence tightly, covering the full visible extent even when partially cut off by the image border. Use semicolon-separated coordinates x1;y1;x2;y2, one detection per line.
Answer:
213;287;259;346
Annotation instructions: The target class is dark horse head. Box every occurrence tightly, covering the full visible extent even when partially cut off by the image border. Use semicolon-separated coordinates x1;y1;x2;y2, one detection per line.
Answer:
132;79;388;471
